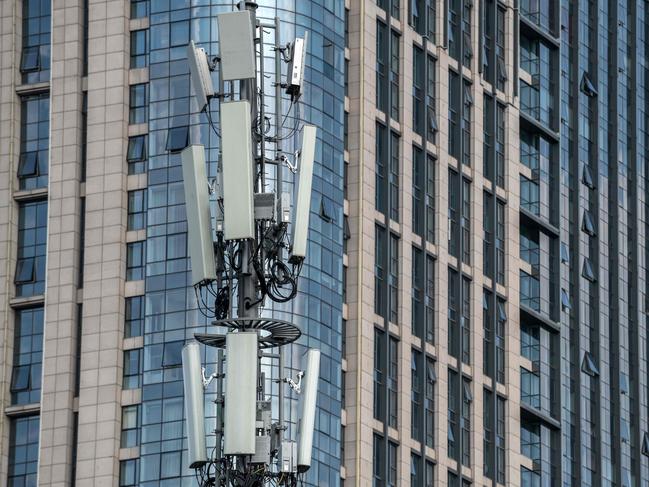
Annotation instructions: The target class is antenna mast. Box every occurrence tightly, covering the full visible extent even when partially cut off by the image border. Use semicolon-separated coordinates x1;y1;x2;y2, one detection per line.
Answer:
180;2;319;486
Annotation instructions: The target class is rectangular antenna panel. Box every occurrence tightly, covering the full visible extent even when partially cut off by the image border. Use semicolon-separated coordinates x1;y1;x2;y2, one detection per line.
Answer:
187;41;214;111
221;100;255;240
217;11;256;81
181;145;217;285
286;33;308;97
289;125;317;262
224;332;258;455
297;349;321;472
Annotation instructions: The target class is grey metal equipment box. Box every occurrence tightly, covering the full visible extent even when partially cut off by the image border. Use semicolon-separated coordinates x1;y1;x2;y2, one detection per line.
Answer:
221;100;256;241
251;436;271;465
254;193;275;220
280;441;297;473
217;11;256;81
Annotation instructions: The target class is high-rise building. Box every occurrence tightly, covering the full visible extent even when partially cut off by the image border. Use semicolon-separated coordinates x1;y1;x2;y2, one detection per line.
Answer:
0;0;648;486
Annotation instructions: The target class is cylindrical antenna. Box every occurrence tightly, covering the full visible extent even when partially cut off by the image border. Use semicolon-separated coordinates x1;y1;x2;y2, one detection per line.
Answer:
297;348;321;472
182;341;208;468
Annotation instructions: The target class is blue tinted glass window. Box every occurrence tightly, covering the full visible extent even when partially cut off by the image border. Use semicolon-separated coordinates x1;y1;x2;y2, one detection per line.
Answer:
21;0;50;83
11;307;44;405
15;200;48;297
8;415;40;486
19;93;49;190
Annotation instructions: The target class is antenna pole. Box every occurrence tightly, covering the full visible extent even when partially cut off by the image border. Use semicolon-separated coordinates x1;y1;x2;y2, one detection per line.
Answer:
237;0;260;320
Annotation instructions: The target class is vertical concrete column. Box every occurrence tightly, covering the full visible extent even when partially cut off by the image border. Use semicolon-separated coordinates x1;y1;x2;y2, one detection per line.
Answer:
0;0;22;482
75;0;129;484
38;0;84;484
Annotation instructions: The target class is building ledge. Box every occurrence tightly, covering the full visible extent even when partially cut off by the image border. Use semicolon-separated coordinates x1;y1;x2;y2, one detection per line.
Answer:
14;187;48;202
15;81;50;95
10;294;45;309
5;402;40;417
521;402;561;429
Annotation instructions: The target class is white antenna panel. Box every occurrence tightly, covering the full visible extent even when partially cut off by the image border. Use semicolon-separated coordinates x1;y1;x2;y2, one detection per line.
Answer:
187;41;215;111
224;332;258;455
289;125;317;263
182;341;208;468
181;145;217;286
297;349;320;472
217;11;256;81
221;100;255;241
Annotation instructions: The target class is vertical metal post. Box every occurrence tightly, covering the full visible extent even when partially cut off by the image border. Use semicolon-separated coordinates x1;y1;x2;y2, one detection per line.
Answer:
275;15;286;452
237;0;259;319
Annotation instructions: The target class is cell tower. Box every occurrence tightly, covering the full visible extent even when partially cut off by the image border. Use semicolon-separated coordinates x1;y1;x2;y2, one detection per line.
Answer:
179;1;319;486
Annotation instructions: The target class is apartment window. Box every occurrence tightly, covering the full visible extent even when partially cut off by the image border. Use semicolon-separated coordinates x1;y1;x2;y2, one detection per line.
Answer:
389;233;399;323
426;460;434;486
129;84;148;124
127;135;147;174
389;131;400;221
483;193;494;276
373;434;385;487
496;395;506;483
131;0;149;18
426;55;438;142
20;0;51;84
413;146;425;236
375;225;387;317
15;200;47;297
461;178;471;264
461;81;472;166
126;241;145;281
388;441;398;486
123;349;141;389
449;71;461;160
495;7;506;91
521;368;540;408
374;328;386;421
125;296;144;338
425;356;436;447
496;200;505;283
374;328;399;428
120;459;138;486
461;276;471;364
424;154;435;243
388;336;398;428
411;349;422;439
19;94;50;190
127;190;147;231
448;268;459;359
496;298;506;383
130;30;148;68
11;307;44;405
166;126;189;153
378;0;400;19
413;45;425;135
121;405;139;447
377;21;389;114
483;95;494;180
483;291;493;375
483;389;494;479
8;416;40;487
411;452;422;485
521;467;541;487
482;0;494;81
448;0;460;61
412;247;424;336
462;0;472;67
448;169;459;257
495;102;506;187
389;30;400;120
448;370;459;461
376;123;387;216
425;254;435;344
461;377;472;466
